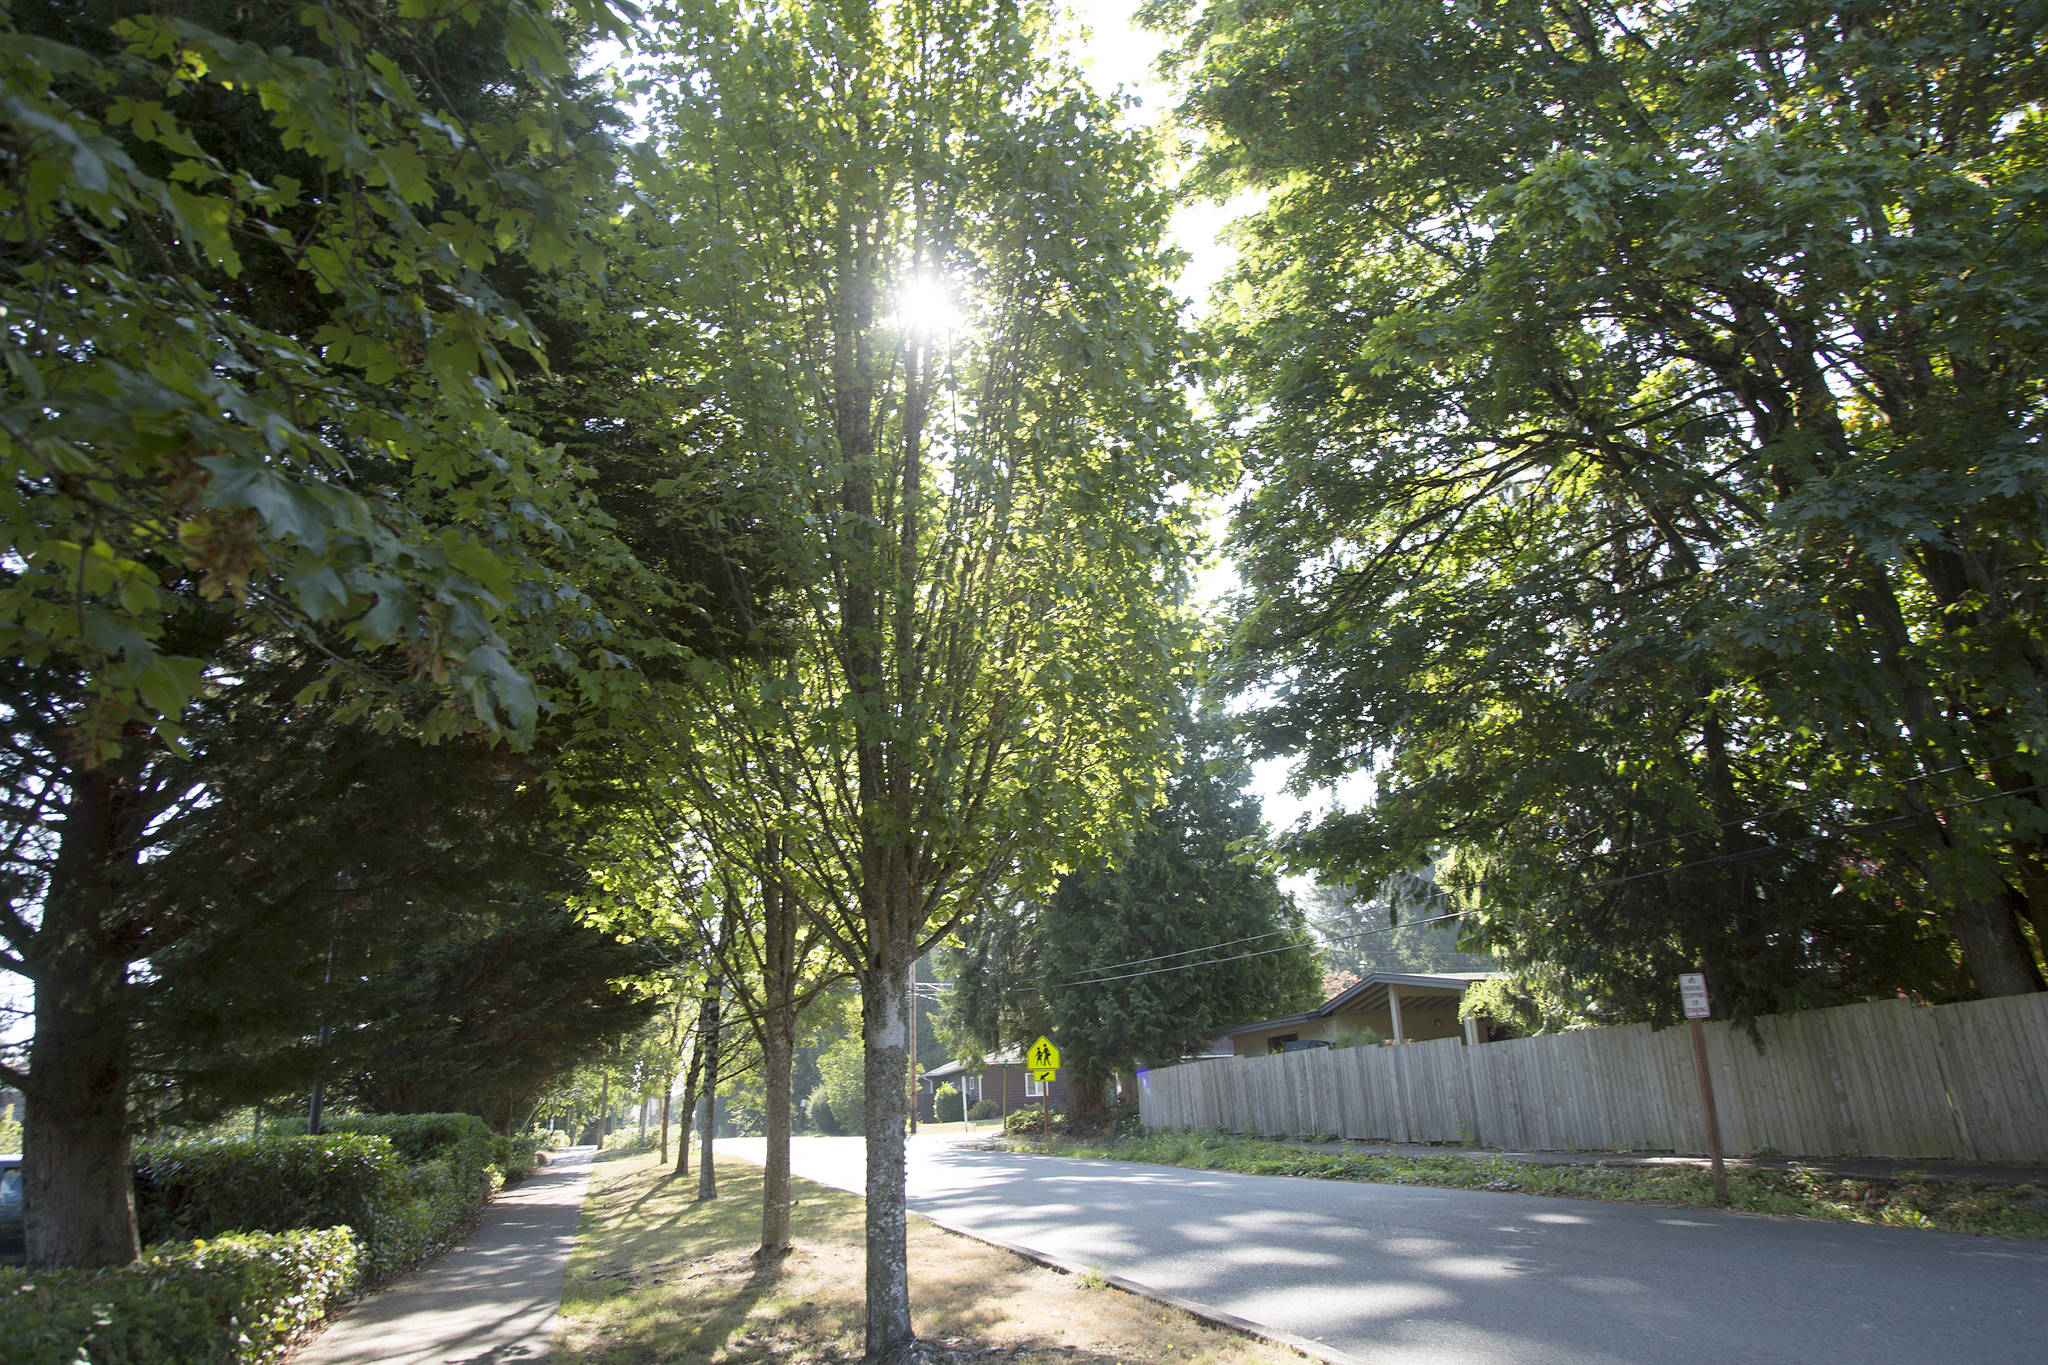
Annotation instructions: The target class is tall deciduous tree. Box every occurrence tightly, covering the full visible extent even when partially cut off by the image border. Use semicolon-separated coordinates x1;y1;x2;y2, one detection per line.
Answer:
1172;0;2048;1017
631;2;1213;1355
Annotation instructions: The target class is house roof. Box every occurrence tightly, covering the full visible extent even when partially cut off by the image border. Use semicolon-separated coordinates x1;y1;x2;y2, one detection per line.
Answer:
920;1050;1023;1084
1215;971;1500;1038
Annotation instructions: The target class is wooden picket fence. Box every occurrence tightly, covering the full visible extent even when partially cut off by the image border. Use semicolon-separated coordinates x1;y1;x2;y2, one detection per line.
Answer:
1138;992;2048;1162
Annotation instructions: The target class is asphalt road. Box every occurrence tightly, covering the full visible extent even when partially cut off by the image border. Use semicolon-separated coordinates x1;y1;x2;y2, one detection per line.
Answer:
726;1133;2048;1365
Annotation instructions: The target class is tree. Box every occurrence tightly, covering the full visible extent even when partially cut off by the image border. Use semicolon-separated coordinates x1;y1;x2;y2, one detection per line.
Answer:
948;709;1324;1118
1302;877;1495;989
338;894;663;1134
629;2;1214;1355
0;0;634;1267
1172;0;2048;1018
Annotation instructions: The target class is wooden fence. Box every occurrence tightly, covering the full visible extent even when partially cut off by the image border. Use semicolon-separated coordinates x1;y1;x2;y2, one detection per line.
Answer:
1139;992;2048;1162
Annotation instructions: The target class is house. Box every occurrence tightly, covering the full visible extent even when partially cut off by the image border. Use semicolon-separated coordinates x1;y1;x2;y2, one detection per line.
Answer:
1216;971;1504;1057
917;1050;1067;1121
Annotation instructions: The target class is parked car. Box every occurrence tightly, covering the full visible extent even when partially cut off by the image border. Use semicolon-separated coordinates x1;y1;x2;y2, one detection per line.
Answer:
0;1154;20;1262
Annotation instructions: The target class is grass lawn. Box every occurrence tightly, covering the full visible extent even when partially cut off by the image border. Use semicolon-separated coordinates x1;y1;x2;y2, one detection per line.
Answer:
551;1148;1314;1365
1036;1130;2048;1239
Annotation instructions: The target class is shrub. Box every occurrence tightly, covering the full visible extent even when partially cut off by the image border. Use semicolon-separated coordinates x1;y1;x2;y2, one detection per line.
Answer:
272;1113;498;1221
135;1133;408;1248
0;1227;358;1365
966;1098;1003;1121
494;1133;543;1183
533;1128;572;1151
275;1114;495;1187
139;1115;502;1282
1003;1106;1064;1137
934;1083;963;1123
806;1083;841;1135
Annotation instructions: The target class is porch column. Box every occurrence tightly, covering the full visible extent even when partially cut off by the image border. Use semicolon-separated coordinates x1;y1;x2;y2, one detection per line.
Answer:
1387;985;1406;1044
1463;1010;1481;1047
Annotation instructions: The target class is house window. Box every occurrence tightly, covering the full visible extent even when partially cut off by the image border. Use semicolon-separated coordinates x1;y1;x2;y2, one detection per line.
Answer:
965;1075;979;1103
1025;1072;1047;1098
1267;1033;1299;1055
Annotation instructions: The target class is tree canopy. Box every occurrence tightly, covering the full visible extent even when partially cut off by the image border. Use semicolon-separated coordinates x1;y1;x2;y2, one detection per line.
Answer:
611;1;1217;1352
1173;0;2048;1022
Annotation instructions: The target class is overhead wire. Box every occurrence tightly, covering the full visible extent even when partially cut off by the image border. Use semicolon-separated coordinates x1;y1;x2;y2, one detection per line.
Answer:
1024;778;2048;991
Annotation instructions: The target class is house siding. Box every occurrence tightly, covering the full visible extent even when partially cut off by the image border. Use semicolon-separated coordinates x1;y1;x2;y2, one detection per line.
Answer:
918;1062;1067;1120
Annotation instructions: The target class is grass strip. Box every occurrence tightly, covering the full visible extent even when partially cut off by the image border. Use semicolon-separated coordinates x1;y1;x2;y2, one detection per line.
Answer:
551;1148;1315;1364
1035;1130;2048;1239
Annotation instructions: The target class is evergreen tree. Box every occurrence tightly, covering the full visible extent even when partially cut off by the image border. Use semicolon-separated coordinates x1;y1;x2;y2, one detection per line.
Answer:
0;0;636;1266
950;710;1323;1117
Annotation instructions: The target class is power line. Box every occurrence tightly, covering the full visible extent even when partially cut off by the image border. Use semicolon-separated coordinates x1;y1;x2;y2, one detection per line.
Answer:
1051;908;1468;988
1027;779;2048;993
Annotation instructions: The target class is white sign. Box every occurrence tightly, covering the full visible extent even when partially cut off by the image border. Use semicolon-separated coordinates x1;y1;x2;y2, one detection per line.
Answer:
1679;972;1710;1020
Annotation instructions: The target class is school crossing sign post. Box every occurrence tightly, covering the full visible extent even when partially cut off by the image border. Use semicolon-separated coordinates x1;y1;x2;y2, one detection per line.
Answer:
1027;1035;1060;1144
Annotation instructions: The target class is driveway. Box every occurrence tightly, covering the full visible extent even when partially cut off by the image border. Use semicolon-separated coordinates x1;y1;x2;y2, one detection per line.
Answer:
726;1133;2048;1365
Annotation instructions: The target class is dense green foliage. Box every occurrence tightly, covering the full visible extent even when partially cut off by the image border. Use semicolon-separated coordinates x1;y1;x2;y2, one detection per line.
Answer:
933;1083;963;1124
135;1132;408;1247
948;710;1323;1102
1173;0;2048;1021
614;1;1220;1349
0;0;632;743
137;1117;499;1278
334;899;663;1133
0;1227;360;1364
0;0;651;1268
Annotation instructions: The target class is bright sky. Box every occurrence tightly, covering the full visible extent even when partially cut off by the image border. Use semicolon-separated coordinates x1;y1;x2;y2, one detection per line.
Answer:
1059;3;1354;839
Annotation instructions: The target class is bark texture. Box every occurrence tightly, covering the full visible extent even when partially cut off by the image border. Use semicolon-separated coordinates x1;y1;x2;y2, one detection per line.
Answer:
860;952;914;1363
23;769;143;1268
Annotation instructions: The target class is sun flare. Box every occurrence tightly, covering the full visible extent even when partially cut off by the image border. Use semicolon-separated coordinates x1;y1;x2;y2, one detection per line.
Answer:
890;273;968;338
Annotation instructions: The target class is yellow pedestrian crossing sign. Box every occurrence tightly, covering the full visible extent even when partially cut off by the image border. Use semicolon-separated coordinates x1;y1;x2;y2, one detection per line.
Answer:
1026;1035;1060;1074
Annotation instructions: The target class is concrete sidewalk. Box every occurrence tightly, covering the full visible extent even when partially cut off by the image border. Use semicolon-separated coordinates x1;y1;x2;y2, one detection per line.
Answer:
293;1145;594;1365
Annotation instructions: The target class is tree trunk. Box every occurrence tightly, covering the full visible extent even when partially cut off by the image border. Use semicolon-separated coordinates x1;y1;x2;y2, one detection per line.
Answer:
673;1034;703;1179
698;895;732;1202
758;832;797;1258
596;1064;611;1150
1066;1070;1108;1129
659;991;686;1167
861;945;916;1364
24;770;143;1268
25;945;140;1268
696;1007;720;1200
1947;894;2046;997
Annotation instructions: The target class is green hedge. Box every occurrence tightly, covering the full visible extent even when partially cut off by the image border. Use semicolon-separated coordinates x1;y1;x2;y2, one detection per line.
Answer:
0;1227;358;1365
273;1113;495;1185
490;1132;543;1184
138;1116;501;1281
135;1133;407;1248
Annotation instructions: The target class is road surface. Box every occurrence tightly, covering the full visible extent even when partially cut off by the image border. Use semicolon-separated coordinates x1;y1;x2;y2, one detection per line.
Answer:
726;1133;2048;1365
